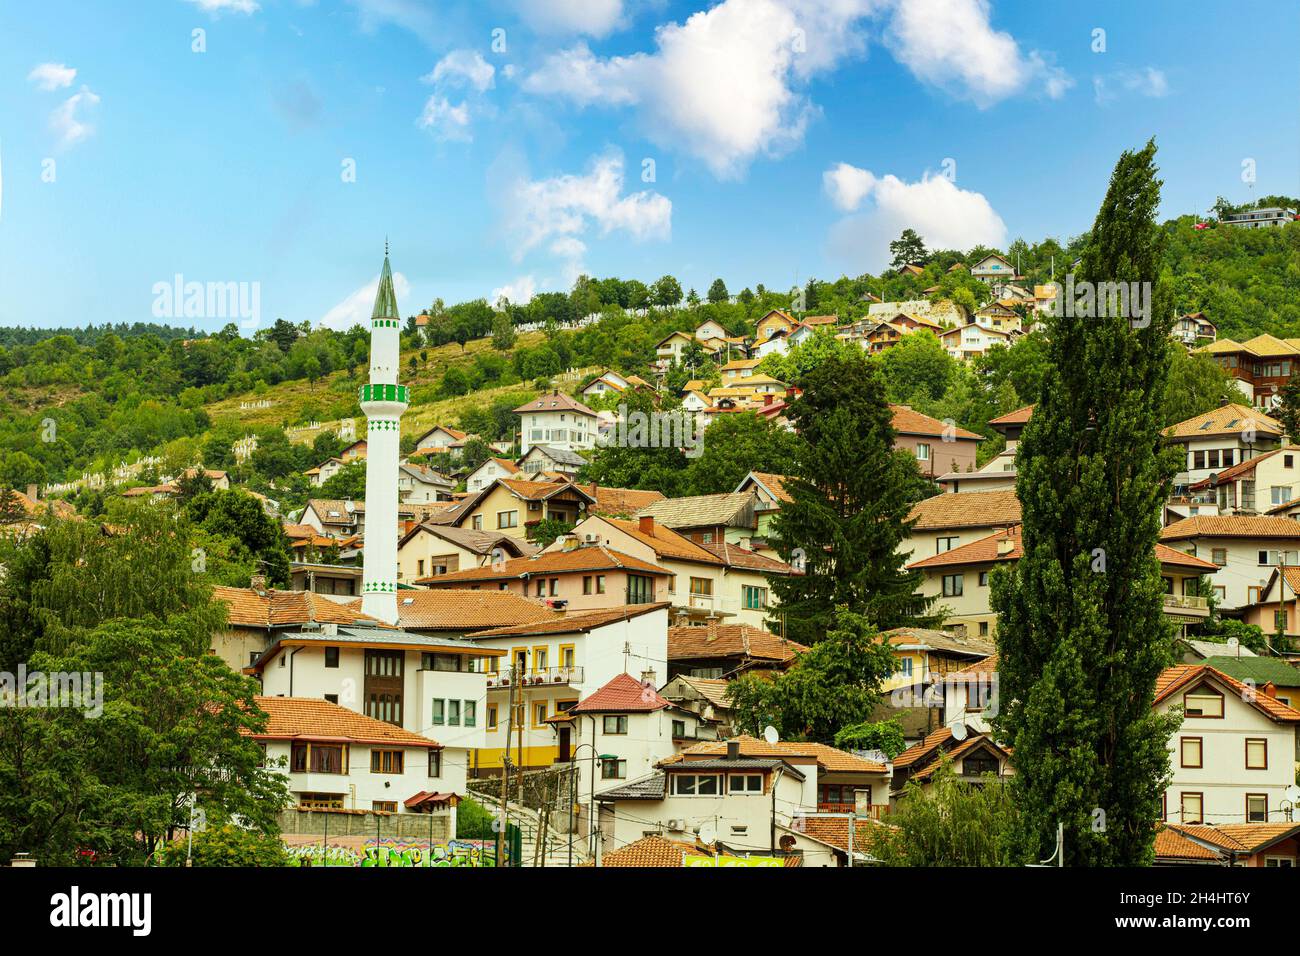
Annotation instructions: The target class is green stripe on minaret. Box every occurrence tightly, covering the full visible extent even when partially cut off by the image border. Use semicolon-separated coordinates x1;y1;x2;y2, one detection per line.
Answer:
371;255;399;320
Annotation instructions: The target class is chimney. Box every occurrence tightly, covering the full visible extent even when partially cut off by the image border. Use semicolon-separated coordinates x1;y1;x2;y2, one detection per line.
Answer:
762;393;773;406
250;573;268;596
726;740;740;761
560;534;578;551
640;667;657;687
996;537;1015;556
706;616;719;642
1263;682;1278;699
639;515;655;535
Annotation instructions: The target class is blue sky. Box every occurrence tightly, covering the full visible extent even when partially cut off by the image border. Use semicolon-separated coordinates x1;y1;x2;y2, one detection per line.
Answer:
0;0;1296;332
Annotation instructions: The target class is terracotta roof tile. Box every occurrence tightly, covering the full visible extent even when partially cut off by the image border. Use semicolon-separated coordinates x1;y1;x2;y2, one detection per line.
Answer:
892;726;955;769
215;586;386;629
419;545;669;585
590;835;715;867
661;735;886;773
1160;515;1300;540
907;489;1021;531
571;673;672;713
470;602;670;639
245;696;439;748
599;517;723;564
743;471;794;503
1154;826;1222;861
1163;404;1282;440
909;527;1218;573
1172;822;1300;854
512;392;598;417
988;404;1034;427
352;589;559;631
1155;664;1300;724
890;405;982;441
668;624;807;663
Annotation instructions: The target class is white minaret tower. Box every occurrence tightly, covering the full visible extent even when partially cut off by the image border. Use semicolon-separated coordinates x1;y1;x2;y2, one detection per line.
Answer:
359;244;408;625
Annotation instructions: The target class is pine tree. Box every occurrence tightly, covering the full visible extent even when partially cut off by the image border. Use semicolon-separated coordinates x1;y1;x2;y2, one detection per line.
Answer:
1276;371;1300;441
707;278;729;304
989;140;1182;866
766;349;934;643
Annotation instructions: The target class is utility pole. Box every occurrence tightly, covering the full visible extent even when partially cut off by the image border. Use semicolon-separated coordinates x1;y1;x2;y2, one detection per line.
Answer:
497;665;515;866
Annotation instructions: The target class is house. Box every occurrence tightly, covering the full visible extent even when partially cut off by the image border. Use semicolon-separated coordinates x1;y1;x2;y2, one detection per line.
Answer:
890;723;1013;803
1155;664;1300;825
338;439;368;461
449;477;596;542
595;736;890;861
891;405;982;478
969;253;1018;287
411;425;468;456
973;300;1022;332
561;514;795;627
513;392;599;457
1177;637;1258;664
667;619;807;679
720;358;762;383
939;322;1013;362
656;330;696;364
1172;312;1217;348
580;369;653;399
909;525;1219;639
1222;206;1297;228
755;309;796;342
464;457;519;493
1159;514;1300;609
903;488;1022;562
590;834;749;867
1163;403;1284;489
305;457;347;487
300;498;365;537
397;463;454;504
1238;566;1300;654
659;674;738;735
396;522;538;583
635;490;760;546
937;405;1031;493
466;603;672;772
246;621;506;792
1157;823;1300;866
734;470;793;540
417;541;672;611
1199;653;1300;709
694;319;729;342
517;444;588;476
244;696;451;815
290;562;363;597
752;328;792;359
878;627;995;738
1188;448;1300;515
1198;336;1300;410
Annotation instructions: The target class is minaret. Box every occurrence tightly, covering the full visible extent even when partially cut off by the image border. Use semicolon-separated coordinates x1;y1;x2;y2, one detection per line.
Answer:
359;245;408;625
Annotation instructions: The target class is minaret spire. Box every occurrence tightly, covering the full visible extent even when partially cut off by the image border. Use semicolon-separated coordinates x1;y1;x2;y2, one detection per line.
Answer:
359;245;408;626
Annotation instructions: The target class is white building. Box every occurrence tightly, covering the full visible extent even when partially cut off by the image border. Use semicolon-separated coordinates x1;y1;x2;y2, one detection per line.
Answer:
1164;403;1284;488
513;392;600;458
1160;514;1300;610
465;457;520;493
1222;207;1297;229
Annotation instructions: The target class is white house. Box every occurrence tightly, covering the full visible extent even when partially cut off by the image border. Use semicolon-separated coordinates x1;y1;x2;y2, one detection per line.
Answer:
1155;664;1300;826
513;392;600;457
1160;514;1300;610
248;622;505;794
247;695;457;817
398;463;454;504
694;319;729;342
411;425;468;456
464;457;520;493
939;323;1013;362
1163;404;1284;488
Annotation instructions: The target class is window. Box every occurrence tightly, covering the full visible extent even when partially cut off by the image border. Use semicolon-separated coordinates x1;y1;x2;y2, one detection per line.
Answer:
497;510;518;529
1247;794;1268;823
431;699;445;725
1211;548;1227;567
324;647;339;668
603;715;628;735
324;693;338;704
979;621;990;637
961;750;1000;776
1246;737;1268;769
1184;686;1224;718
942;574;964;597
1180;736;1203;768
596;575;606;594
916;443;931;461
448;700;461;726
583;575;593;595
371;750;404;774
978;571;990;586
533;648;548;671
299;793;344;810
627;574;654;603
966;681;991;711
487;704;497;730
729;774;763;793
549;578;559;596
936;536;959;553
1180;792;1204;824
671;774;720;795
373;801;397;813
428;750;442;777
1265;857;1296;867
899;657;913;677
533;703;548;726
600;758;627;780
689;577;713;597
472;515;483;531
672;719;686;738
1275;487;1295;506
742;585;768;610
291;742;345;774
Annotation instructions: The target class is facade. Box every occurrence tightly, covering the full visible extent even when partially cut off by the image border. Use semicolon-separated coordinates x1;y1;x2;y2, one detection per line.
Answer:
464;456;520;493
1160;515;1300;610
1222;206;1297;228
451;477;596;542
513;392;599;457
1164;403;1284;488
890;404;982;478
903;488;1022;563
518;444;588;476
1155;664;1300;826
411;425;468;456
396;522;537;583
1198;336;1300;410
397;463;454;504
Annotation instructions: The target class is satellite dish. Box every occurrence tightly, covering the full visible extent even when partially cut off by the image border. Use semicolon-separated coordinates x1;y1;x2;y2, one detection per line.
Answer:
950;722;968;741
762;725;779;745
1227;637;1239;648
697;823;717;846
344;501;355;513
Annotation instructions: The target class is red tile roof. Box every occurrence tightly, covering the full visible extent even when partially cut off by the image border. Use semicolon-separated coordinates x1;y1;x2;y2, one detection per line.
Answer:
215;585;387;629
661;735;886;773
890;405;982;441
513;392;598;417
1155;664;1300;724
471;602;671;639
417;545;670;585
1160;515;1300;540
245;696;439;748
668;623;807;663
571;673;672;713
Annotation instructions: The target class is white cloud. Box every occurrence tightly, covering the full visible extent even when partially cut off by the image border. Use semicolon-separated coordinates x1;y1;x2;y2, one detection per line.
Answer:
346;0;439;45
50;86;100;149
1093;67;1169;106
505;151;671;272
424;49;495;92
491;275;538;307
418;96;472;141
184;0;261;13
510;0;626;38
825;166;1006;271
319;270;412;330
885;0;1071;107
823;162;877;212
523;0;885;179
27;63;76;91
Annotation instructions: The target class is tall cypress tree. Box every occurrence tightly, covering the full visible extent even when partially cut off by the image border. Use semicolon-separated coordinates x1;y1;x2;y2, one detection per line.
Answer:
767;350;934;643
990;140;1181;865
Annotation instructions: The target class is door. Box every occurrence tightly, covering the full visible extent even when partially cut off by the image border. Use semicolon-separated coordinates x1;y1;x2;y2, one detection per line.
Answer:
558;726;571;763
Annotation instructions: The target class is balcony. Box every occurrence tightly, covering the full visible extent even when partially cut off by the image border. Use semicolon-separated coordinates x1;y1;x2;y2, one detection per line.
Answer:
1163;594;1210;618
815;803;890;820
487;666;583;689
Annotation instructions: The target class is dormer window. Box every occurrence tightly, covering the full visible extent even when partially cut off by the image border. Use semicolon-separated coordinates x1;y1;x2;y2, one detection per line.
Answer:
1184;684;1224;718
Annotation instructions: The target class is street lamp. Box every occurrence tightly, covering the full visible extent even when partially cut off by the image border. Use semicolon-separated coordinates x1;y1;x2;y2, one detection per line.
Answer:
567;741;617;867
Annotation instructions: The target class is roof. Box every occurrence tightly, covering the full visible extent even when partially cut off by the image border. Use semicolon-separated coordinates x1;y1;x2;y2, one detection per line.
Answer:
594;835;715;866
635;491;756;530
571;673;673;714
365;589;559;631
664;675;733;709
1162;404;1283;441
738;471;794;503
512;392;598;417
1188;450;1281;490
470;602;671;639
1201;655;1300;687
1154;664;1300;723
371;255;399;320
892;726;954;769
398;521;539;557
909;526;1217;573
215;585;386;630
907;489;1021;531
662;735;886;774
1154;826;1222;862
247;696;438;748
1160;515;1300;540
988;404;1034;427
787;817;891;859
1169;823;1300;855
595;774;668;801
696;539;797;574
1179;637;1257;660
418;545;669;585
662;757;803;779
890;405;982;441
882;626;995;658
908;734;1008;781
496;477;596;503
599;516;723;564
567;483;666;516
524;444;589;467
668;623;807;664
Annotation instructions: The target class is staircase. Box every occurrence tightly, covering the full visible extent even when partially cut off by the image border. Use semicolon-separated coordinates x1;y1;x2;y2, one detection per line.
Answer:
512;803;591;867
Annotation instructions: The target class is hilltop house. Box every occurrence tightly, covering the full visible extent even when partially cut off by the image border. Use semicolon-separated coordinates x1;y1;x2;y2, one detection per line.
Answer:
396;522;537;583
513;392;599;457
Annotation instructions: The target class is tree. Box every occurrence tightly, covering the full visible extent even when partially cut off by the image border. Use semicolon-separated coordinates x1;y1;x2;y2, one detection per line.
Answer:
491;311;517;351
707;278;729;304
185;489;292;587
765;349;935;643
649;275;682;310
874;759;1018;866
888;228;928;270
158;823;290;867
175;468;214;501
0;488;25;524
528;517;575;548
1277;371;1300;442
833;718;906;757
726;607;894;743
990;140;1182;866
680;412;800;496
318;460;367;500
877;330;956;404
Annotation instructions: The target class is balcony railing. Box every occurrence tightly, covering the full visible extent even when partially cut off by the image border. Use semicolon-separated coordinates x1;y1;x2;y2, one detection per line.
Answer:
487;666;583;689
816;803;890;820
1163;594;1210;614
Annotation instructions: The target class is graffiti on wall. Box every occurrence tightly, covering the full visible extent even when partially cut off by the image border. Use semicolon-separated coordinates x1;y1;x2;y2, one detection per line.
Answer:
285;838;503;867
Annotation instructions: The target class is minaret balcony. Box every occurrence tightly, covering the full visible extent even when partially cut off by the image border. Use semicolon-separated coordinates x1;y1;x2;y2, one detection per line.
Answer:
359;383;411;405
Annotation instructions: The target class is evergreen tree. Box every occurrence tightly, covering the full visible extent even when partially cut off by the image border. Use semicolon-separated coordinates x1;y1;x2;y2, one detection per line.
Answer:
1277;370;1300;442
707;278;729;304
888;228;928;270
766;350;935;643
989;140;1182;866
